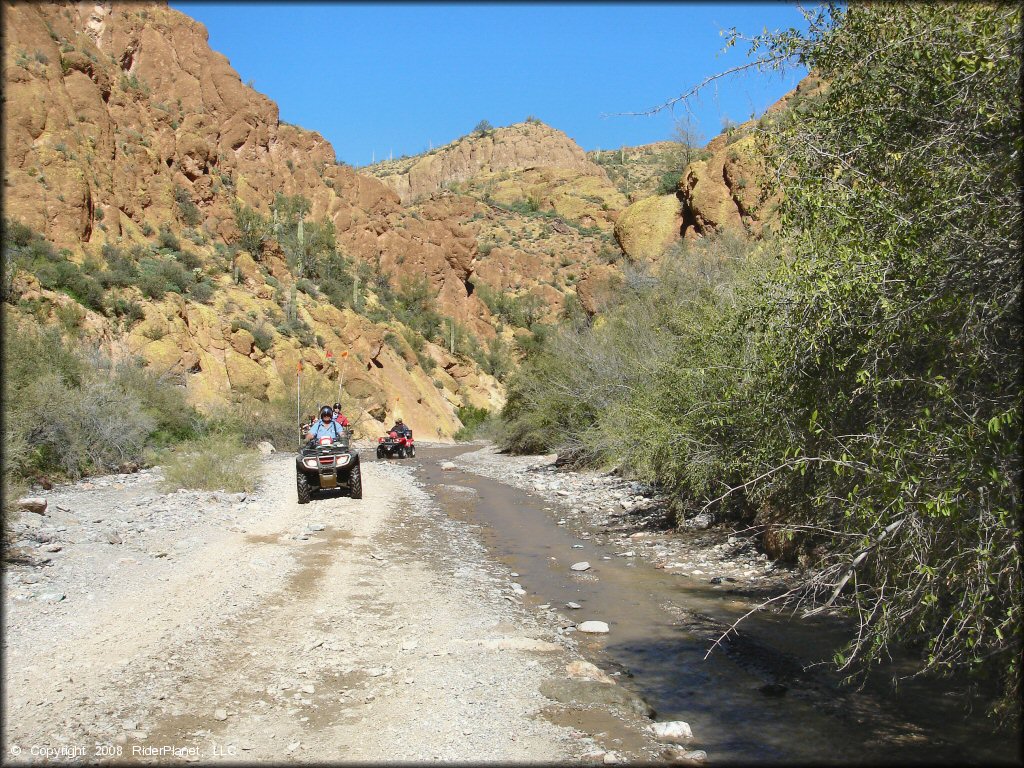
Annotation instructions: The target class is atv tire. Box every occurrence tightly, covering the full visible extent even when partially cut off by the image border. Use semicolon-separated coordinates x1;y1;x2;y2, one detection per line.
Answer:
398;446;406;459
349;463;362;499
376;447;385;459
297;472;311;505
410;445;416;458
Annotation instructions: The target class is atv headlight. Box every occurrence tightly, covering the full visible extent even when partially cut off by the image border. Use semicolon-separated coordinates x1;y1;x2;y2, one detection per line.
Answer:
303;458;318;469
335;454;351;465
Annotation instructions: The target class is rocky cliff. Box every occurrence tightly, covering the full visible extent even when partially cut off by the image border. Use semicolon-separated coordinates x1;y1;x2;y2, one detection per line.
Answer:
2;1;513;437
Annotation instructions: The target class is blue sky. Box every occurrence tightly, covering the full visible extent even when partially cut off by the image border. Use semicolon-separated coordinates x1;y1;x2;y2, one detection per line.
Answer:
171;2;808;167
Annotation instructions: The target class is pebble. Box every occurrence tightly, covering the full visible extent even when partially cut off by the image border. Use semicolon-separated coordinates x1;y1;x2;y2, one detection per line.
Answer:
570;562;591;572
213;708;228;721
37;592;66;603
566;602;582;610
577;621;610;634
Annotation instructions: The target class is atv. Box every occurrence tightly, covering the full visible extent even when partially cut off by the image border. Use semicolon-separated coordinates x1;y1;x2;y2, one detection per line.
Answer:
296;431;362;503
377;430;415;459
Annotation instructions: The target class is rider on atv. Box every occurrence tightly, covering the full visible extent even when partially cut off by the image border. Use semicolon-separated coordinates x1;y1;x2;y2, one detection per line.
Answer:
307;405;346;443
389;418;411;439
332;403;350;428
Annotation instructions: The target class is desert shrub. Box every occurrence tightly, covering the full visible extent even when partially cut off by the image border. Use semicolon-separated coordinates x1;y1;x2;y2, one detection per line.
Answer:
156;224;180;251
388;274;442;341
175;248;202;271
476;284;546;329
113;359;202;444
187;279;215;304
16;372;155;479
231;317;274;352
107;297;146;326
3;222;105;310
173;185;202;226
98;244;140;288
54;301;86;334
160;433;260;493
233;202;270;258
1;324;213;491
656;170;683;195
137;269;166;300
454;405;496;441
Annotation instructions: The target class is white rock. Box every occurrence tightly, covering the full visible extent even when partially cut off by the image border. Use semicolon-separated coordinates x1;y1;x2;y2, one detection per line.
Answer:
37;592;66;603
683;750;707;762
577;621;610;634
566;602;582;609
18;497;47;515
213;708;228;721
441;462;457;471
570;561;591;572
650;720;693;743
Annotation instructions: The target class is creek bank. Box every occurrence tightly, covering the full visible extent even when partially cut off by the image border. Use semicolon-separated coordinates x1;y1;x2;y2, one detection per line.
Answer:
451;443;802;597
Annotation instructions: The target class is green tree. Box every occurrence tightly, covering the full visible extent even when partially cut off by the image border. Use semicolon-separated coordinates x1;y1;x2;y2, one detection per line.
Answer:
733;3;1021;717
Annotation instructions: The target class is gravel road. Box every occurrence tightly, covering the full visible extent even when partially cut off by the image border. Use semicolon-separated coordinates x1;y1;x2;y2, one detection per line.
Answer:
3;450;664;764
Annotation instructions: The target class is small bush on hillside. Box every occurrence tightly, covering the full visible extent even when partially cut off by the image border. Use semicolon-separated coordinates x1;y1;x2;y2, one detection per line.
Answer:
174;185;202;226
157;224;180;251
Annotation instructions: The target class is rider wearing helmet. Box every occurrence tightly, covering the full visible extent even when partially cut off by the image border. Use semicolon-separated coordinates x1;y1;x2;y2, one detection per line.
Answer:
389;418;411;438
333;402;350;428
307;405;345;442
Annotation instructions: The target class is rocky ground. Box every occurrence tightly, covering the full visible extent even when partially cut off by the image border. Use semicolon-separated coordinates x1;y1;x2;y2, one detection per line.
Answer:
451;444;801;596
3;446;702;765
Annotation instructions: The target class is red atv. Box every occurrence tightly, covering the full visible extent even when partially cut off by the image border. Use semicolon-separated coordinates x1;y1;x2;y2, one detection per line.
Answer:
377;430;415;459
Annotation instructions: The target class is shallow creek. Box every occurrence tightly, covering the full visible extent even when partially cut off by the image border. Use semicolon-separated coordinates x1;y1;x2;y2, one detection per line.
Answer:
411;445;1019;764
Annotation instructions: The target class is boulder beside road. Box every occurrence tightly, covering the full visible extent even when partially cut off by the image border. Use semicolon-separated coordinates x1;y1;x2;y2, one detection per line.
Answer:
18;498;47;515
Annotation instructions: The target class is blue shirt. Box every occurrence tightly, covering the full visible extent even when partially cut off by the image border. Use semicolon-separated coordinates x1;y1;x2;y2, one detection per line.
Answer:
308;419;344;441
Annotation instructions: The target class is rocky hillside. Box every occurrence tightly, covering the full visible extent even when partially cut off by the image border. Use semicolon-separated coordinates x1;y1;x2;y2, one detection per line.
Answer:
365;121;609;204
364;120;632;318
588;141;690;202
612;75;823;262
2;1;520;437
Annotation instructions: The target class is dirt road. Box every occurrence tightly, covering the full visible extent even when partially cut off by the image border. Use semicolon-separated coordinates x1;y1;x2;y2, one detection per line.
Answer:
4;451;660;764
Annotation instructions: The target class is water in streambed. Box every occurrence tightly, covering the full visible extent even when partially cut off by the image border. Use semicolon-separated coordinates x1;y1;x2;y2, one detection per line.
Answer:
409;445;1020;765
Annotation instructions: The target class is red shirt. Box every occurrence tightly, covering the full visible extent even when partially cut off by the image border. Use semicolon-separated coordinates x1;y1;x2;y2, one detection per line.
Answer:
333;413;349;427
